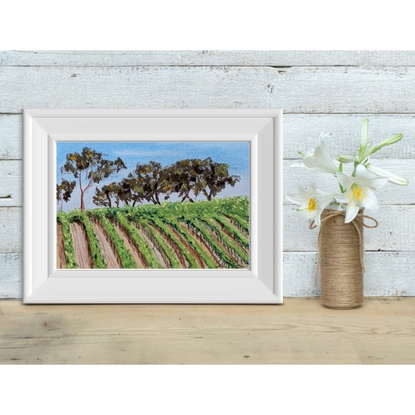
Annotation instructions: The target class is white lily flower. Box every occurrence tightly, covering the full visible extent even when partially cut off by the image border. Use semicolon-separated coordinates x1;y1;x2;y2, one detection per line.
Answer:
285;182;335;226
366;164;408;186
336;165;388;223
290;132;330;169
302;132;338;174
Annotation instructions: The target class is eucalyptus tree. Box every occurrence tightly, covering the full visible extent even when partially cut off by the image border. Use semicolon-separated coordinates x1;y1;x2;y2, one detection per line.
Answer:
93;181;133;208
126;161;170;205
168;158;240;202
56;179;76;211
60;147;126;211
199;158;241;201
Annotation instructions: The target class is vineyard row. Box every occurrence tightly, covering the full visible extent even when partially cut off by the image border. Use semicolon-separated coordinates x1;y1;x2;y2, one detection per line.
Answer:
56;210;250;270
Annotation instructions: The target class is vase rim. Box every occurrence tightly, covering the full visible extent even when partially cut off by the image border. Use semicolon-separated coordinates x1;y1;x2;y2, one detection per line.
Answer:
326;203;346;211
325;203;364;212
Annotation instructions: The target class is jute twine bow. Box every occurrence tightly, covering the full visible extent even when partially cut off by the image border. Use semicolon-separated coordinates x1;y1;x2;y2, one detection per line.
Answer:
309;210;378;288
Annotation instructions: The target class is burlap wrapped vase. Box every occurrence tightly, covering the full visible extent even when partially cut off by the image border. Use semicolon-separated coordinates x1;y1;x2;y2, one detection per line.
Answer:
310;205;378;309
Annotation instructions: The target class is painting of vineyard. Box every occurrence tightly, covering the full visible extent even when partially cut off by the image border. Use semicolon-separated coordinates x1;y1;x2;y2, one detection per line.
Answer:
56;142;250;269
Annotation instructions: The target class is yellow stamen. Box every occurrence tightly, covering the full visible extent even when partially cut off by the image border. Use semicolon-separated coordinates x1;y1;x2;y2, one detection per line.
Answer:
350;184;367;203
308;198;317;212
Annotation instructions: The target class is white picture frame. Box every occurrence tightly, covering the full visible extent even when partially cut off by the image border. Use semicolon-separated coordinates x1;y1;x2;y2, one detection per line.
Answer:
23;109;283;304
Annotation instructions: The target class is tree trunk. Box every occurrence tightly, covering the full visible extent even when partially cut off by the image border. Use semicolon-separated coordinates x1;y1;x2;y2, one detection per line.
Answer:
155;192;161;205
80;191;85;211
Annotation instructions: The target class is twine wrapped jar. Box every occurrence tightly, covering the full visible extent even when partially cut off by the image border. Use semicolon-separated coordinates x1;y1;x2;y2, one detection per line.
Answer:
312;204;378;310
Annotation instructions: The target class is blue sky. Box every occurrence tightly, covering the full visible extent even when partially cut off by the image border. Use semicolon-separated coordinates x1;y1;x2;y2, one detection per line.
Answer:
56;141;250;211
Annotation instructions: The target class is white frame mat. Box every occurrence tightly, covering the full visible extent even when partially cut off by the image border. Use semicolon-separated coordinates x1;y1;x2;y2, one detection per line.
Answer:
23;109;283;304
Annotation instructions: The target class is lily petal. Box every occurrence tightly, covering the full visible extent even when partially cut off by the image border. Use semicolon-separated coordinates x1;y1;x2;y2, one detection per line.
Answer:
356;164;388;189
285;194;304;205
314;144;338;174
367;175;389;190
336;171;352;189
320;194;335;209
335;193;349;203
315;211;323;226
317;132;330;146
303;155;337;173
297;182;315;198
355;164;370;179
361;188;380;212
305;147;315;157
345;199;359;223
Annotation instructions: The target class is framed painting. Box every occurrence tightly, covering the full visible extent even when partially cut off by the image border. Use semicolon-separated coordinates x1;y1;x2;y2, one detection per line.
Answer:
23;109;283;303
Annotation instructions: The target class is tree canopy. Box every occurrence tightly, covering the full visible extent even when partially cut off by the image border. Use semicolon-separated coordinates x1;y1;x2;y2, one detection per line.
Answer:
60;147;126;211
58;150;241;209
56;179;76;211
93;181;131;208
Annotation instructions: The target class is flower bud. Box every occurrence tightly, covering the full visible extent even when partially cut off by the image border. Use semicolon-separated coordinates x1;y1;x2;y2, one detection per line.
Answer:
367;164;408;186
369;134;403;155
360;118;369;147
336;155;357;163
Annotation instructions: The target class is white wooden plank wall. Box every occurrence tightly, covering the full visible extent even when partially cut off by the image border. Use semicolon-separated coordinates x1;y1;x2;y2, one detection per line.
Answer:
0;51;414;298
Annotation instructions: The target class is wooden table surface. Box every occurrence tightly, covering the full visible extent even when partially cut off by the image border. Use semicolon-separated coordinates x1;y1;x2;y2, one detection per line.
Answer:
1;297;414;364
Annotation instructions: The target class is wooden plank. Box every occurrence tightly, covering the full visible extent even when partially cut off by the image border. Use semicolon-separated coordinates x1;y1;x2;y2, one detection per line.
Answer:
0;205;413;252
283;252;415;297
0;208;21;252
2;251;413;299
284;205;415;252
0;115;21;159
283;114;415;159
0;253;22;299
2;66;415;114
2;113;414;161
1;298;414;364
2;50;415;67
0;158;412;207
0;161;21;206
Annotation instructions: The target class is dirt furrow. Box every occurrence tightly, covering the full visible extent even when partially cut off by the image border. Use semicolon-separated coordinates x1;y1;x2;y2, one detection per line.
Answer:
56;222;67;269
91;222;122;268
113;222;145;268
178;223;221;267
70;221;93;269
195;221;245;267
135;225;168;268
223;215;249;237
213;218;248;254
166;224;206;268
148;223;189;268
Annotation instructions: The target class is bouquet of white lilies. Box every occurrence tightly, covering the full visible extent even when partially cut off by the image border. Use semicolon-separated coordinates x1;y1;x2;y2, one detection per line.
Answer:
286;119;408;225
